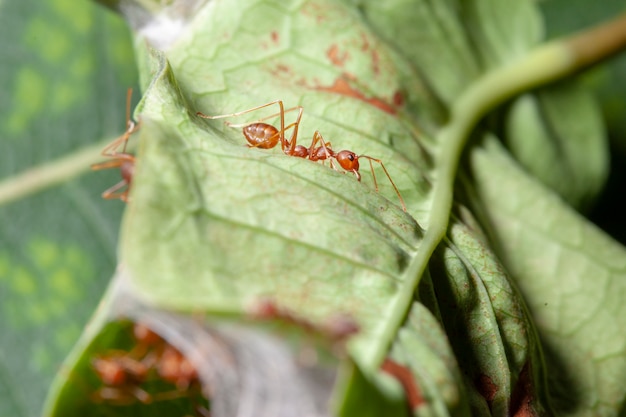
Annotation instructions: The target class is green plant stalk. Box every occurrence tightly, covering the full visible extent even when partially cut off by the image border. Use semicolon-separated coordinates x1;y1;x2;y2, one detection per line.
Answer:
0;140;115;206
0;136;139;207
374;12;626;366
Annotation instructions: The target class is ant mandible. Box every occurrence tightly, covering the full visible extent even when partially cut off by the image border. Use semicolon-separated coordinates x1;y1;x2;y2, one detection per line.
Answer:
197;100;407;211
91;88;139;203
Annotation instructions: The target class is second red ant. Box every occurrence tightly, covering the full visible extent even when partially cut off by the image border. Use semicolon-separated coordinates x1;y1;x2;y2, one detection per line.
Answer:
91;88;139;203
196;100;407;211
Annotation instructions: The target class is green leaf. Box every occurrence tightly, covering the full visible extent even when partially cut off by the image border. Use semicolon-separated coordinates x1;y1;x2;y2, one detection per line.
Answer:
468;136;626;415
433;217;549;416
387;299;472;417
124;36;424;368
355;0;480;116
355;0;541;107
361;0;609;209
504;82;608;210
336;361;409;417
388;212;549;416
114;1;560;414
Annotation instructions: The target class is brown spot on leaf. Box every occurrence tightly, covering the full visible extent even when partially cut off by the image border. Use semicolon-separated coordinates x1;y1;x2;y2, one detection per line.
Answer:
275;64;291;74
358;32;381;75
475;373;498;404
301;2;329;24
381;359;425;409
360;32;370;52
271;31;279;44
510;363;539;417
371;49;380;74
393;90;404;107
314;78;397;115
327;44;349;67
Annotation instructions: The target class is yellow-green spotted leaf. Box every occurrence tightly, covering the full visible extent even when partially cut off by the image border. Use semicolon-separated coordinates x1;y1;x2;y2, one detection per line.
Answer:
0;1;137;416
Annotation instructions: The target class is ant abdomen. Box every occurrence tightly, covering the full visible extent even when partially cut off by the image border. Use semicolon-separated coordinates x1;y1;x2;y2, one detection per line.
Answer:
120;161;134;187
243;123;280;149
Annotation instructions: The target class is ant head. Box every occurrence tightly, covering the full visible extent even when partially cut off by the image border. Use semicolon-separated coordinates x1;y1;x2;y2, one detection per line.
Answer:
158;345;199;389
92;357;127;386
335;150;359;172
133;323;162;346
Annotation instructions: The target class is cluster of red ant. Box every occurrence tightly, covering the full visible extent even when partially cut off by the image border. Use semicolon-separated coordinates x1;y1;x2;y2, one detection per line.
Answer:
92;90;406;211
90;322;209;416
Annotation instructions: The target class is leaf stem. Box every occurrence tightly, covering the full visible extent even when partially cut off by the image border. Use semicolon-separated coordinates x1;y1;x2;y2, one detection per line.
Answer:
0;140;113;206
374;12;626;365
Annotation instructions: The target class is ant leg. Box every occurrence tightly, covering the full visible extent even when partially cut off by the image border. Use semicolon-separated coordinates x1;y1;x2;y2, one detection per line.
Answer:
323;142;335;168
131;386;153;404
196;100;285;121
309;131;336;169
101;180;129;201
245;122;298;150
98;117;140;157
224;106;303;128
91;159;124;171
306;130;322;151
225;106;303;154
118;88;141;154
359;155;407;212
285;106;303;154
367;159;379;191
124;88;133;130
121;119;141;153
98;132;133;157
198;100;288;152
92;386;143;405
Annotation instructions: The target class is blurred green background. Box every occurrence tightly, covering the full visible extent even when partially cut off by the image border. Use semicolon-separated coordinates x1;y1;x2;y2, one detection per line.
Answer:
0;1;136;415
540;0;626;244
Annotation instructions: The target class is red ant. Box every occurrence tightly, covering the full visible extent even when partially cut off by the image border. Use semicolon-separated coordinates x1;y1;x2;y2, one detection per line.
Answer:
91;351;152;404
91;322;209;416
197;100;407;211
91;88;139;203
